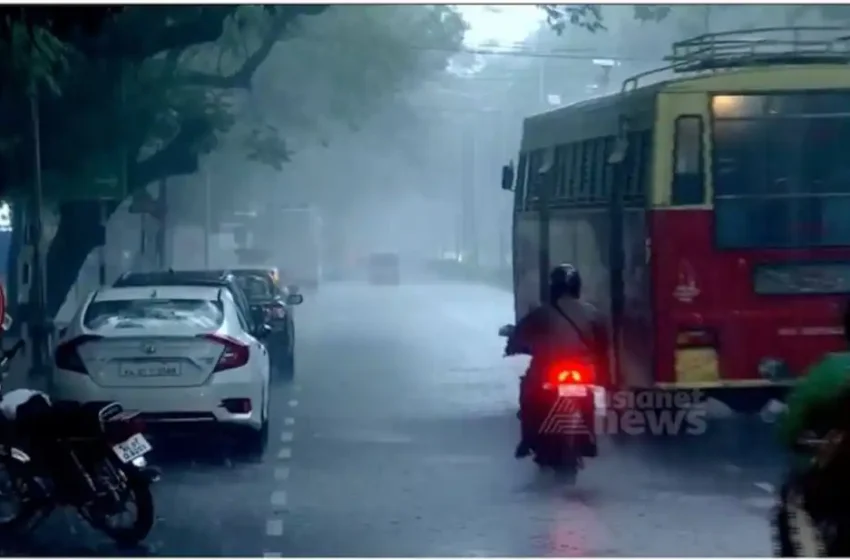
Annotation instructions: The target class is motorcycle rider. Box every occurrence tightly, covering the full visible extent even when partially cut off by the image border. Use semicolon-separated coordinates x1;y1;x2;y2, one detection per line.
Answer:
505;263;610;459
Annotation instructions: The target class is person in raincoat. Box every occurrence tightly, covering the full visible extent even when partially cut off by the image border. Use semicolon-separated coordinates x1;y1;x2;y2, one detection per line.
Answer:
779;300;850;462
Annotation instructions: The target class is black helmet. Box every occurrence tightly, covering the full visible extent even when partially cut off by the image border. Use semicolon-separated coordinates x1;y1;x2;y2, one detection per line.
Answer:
549;263;581;301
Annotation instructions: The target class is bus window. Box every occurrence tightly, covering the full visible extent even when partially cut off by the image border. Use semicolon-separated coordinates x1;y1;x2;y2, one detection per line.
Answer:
591;138;607;202
671;115;704;205
554;144;569;199
566;143;579;201
526;149;543;207
515;153;528;208
713;91;850;248
600;136;614;200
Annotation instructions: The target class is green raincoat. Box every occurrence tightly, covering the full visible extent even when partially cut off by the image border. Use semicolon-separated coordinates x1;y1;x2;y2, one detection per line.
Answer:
779;352;850;447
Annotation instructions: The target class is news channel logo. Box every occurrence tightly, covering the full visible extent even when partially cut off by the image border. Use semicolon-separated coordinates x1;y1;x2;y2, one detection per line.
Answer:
540;389;708;437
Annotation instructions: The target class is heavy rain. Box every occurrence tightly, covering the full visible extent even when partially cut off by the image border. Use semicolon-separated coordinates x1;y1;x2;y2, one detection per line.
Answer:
0;3;849;556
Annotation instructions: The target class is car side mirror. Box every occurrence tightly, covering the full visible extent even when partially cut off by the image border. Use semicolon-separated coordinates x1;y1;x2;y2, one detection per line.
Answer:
501;162;515;191
498;324;515;338
285;293;304;306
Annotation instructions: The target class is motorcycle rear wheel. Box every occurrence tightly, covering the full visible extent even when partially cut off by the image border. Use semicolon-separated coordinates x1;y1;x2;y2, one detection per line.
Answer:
89;469;155;546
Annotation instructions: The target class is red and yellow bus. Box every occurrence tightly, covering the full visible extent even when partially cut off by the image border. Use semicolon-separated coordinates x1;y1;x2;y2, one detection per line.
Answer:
501;28;850;411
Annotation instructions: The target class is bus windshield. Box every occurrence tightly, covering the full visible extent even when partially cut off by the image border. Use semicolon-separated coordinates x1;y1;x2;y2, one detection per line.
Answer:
712;92;850;249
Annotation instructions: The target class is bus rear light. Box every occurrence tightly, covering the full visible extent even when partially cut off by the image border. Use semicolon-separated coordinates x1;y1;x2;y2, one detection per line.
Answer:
676;329;717;348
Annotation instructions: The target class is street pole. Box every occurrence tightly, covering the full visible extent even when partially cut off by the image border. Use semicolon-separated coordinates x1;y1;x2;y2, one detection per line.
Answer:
28;89;47;377
203;166;211;269
98;199;107;285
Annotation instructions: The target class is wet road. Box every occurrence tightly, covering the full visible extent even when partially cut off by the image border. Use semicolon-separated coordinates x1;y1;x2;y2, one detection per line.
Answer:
7;282;784;556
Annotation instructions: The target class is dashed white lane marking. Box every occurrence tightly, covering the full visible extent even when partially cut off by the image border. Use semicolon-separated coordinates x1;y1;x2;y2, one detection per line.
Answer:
265;519;284;537
284;417;295;426
274;467;290;481
281;431;294;443
722;462;743;474
263;552;281;557
288;399;298;407
755;481;775;494
271;490;288;509
278;447;292;459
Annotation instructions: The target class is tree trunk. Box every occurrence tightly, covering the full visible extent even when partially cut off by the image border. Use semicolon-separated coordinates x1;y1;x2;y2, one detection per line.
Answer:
42;200;115;318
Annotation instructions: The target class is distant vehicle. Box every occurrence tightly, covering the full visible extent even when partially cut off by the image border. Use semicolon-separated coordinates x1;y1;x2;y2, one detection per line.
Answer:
367;252;400;285
114;270;261;334
501;27;850;413
212;266;304;376
50;285;272;458
253;205;323;291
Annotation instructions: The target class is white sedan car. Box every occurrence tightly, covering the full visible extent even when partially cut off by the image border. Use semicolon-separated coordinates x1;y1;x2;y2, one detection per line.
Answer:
50;285;271;457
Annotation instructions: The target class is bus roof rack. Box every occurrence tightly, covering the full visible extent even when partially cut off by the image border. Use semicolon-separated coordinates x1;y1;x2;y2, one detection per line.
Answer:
668;26;850;72
622;26;850;92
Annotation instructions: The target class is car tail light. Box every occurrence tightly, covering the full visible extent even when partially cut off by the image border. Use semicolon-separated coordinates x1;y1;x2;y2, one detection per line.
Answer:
199;334;250;372
54;335;102;374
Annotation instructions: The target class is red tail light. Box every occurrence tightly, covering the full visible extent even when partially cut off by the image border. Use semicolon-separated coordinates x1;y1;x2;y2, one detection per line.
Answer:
54;335;102;374
199;334;250;372
545;361;594;388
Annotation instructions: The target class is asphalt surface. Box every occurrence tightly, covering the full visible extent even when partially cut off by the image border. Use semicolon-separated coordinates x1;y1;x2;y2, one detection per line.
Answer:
2;281;786;556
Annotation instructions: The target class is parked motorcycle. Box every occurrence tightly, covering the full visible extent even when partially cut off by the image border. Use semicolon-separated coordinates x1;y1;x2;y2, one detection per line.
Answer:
0;316;159;546
500;323;597;482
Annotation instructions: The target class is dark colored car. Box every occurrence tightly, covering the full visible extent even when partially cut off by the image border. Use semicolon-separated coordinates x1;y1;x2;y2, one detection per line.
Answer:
367;253;400;285
213;267;304;376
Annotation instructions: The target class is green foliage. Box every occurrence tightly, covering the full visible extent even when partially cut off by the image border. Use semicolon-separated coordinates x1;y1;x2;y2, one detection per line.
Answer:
541;4;850;35
0;5;464;205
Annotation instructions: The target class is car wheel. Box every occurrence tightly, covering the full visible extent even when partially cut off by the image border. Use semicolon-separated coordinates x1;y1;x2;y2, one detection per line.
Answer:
276;325;295;380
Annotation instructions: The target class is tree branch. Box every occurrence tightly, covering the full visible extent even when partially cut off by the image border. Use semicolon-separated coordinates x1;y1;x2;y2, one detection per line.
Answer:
181;5;328;89
129;116;211;189
79;7;238;61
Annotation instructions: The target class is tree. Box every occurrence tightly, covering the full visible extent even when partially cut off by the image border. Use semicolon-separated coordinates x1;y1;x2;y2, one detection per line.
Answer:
0;5;465;318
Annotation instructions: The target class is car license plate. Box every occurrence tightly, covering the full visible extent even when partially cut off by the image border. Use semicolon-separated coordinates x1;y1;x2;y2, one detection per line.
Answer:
120;362;181;378
112;433;153;464
558;384;588;397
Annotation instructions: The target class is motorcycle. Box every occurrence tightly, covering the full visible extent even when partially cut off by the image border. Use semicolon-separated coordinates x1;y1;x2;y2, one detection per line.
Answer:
0;317;159;546
499;324;597;482
773;431;850;556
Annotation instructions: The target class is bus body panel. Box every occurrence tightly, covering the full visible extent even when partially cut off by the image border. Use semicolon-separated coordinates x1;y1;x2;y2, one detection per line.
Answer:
652;209;850;388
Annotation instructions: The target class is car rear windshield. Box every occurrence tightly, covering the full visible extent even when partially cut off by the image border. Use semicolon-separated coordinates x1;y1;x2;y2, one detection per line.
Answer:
712;92;850;249
753;262;850;295
83;299;224;330
234;273;274;300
